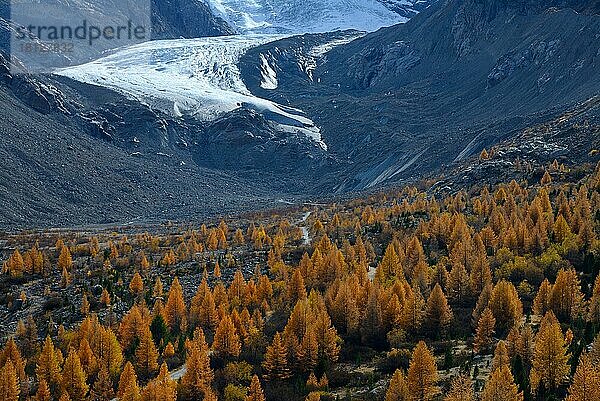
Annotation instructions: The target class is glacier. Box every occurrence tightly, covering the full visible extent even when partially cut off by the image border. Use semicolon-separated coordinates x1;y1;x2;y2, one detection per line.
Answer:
56;35;327;150
54;1;429;152
206;0;407;34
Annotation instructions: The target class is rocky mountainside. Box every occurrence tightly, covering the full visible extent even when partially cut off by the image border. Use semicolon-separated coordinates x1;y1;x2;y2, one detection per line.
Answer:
0;0;599;228
151;0;234;38
240;0;600;192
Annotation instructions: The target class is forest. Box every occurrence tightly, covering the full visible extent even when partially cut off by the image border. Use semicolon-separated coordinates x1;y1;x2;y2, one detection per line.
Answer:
0;159;599;401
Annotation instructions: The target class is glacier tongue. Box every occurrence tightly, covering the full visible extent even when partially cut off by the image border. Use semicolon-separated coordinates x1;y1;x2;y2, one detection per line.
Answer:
55;35;327;151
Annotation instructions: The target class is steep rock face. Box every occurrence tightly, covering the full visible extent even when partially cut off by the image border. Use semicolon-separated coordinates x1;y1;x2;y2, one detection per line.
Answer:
151;0;234;38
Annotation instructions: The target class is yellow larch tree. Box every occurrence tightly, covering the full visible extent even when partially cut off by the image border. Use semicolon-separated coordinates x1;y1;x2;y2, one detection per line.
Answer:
473;308;496;354
549;268;585;322
58;246;73;271
492;341;510;372
134;326;159;379
425;284;453;335
533;278;552;317
488;280;523;335
0;338;26;383
212;314;241;359
385;369;408;401
165;277;187;332
481;364;523;401
35;379;51;401
61;348;89;401
0;361;19;401
406;341;438;401
179;344;214;400
262;332;290;381
129;272;144;298
565;354;600;401
36;336;62;392
530;311;571;393
444;375;474;401
245;375;266;401
117;362;139;399
90;365;114;401
100;288;111;307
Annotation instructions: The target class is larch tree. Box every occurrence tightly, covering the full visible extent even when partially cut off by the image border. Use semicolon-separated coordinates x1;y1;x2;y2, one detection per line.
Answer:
262;332;290;381
80;293;90;315
96;326;123;378
179;344;214;400
120;381;141;401
77;338;97;378
0;338;26;382
287;269;308;305
100;288;111;307
0;361;19;401
134;326;159;379
61;266;71;288
245;375;266;401
154;363;176;401
199;291;219;332
481;365;523;401
165;277;187;332
588;275;600;324
492;341;510;372
90;365;114;401
140;252;150;271
488;280;523;335
117;362;139;399
399;286;426;334
530;311;570;393
540;170;552;185
36;336;62;392
305;393;320;401
549;268;585;322
129;272;144;298
153;277;164;298
212;314;241;359
407;341;438;401
470;236;492;294
376;244;404;283
36;379;51;401
533;278;552;317
425;284;453;335
565;354;600;401
444;375;474;401
163;342;175;359
58;246;73;271
385;369;408;401
447;263;470;305
473;308;495;354
61;348;89;401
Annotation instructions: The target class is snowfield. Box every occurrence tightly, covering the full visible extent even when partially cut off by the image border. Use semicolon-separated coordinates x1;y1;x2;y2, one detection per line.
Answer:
206;0;407;34
56;35;328;150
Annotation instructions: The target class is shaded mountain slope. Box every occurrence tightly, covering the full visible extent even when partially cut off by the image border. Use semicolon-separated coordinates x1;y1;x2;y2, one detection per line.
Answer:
240;0;600;191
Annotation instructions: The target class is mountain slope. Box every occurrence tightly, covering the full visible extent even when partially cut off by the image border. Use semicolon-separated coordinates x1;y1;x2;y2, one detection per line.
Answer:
239;0;600;191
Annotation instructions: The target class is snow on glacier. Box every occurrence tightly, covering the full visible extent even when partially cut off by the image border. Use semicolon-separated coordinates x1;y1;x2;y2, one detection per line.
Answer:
55;35;327;150
206;0;407;34
54;0;421;152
